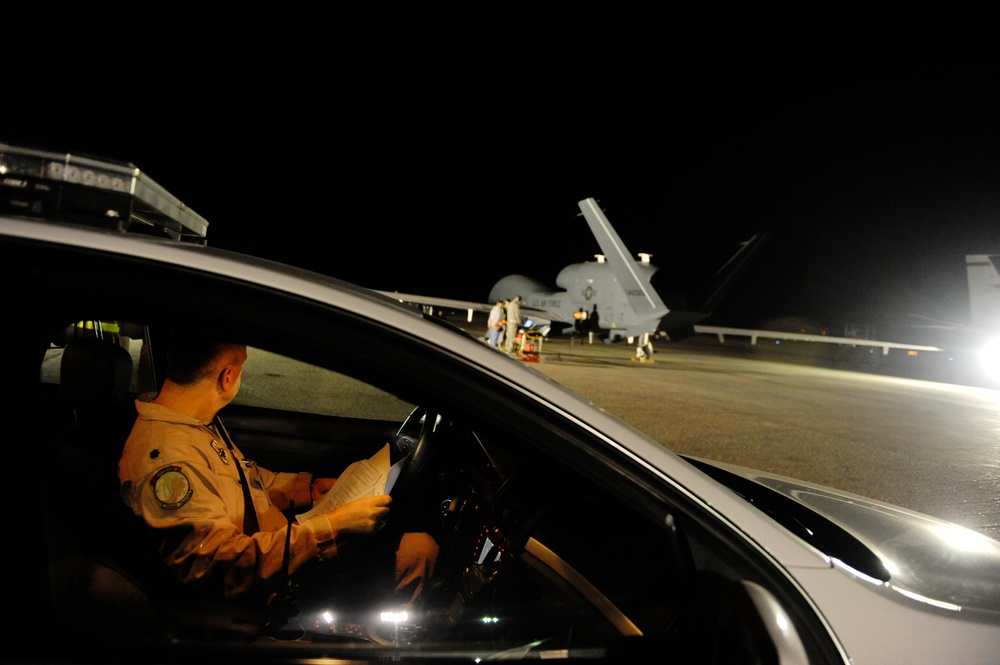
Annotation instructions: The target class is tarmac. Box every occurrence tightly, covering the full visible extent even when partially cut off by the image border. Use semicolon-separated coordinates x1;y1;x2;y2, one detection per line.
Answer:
484;329;1000;544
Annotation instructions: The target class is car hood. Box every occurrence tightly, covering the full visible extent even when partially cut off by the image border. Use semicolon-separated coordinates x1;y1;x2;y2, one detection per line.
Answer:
684;456;1000;615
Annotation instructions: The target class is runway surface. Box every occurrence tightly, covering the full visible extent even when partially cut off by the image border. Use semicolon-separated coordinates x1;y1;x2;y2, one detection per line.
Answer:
46;324;999;544
523;334;1000;543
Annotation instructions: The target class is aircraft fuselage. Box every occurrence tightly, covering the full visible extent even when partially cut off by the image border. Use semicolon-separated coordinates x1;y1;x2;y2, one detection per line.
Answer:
490;260;661;340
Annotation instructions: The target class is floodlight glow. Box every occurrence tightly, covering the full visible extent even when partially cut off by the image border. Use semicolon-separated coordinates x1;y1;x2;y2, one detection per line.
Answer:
980;336;1000;383
380;610;408;624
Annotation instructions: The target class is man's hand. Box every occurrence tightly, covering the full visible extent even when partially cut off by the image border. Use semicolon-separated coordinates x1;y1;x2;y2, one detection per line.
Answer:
311;476;337;502
328;494;391;535
394;532;439;607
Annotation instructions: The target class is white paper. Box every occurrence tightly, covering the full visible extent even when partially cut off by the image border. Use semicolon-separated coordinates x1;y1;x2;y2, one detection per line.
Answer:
295;443;405;524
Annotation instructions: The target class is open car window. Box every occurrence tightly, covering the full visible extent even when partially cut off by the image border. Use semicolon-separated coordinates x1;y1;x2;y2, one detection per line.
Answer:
235;347;417;421
11;231;842;664
37;321;815;662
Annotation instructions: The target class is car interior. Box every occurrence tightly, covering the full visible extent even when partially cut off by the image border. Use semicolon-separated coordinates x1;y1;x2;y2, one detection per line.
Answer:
32;313;832;663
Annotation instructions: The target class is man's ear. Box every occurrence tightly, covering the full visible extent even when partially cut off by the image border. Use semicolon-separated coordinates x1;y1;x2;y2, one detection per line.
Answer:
218;365;236;392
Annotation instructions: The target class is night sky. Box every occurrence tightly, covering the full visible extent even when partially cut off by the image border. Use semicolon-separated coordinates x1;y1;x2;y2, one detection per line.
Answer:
6;6;1000;341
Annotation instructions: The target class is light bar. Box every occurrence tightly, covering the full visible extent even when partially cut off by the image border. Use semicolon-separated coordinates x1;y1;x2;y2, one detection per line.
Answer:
0;142;208;242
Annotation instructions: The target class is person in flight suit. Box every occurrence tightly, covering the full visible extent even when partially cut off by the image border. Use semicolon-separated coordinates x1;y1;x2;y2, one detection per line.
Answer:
118;329;438;612
504;295;522;354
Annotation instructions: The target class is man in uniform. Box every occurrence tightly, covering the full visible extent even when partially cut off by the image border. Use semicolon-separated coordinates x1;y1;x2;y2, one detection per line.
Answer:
118;329;438;611
504;295;522;354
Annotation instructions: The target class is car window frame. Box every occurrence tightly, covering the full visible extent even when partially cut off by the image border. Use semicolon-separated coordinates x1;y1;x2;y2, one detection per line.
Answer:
8;229;847;663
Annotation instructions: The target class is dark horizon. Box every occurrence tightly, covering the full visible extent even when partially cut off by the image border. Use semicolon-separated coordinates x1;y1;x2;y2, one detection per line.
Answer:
5;6;999;340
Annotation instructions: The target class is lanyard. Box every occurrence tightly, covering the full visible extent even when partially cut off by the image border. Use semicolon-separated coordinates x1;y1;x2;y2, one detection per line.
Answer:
213;416;260;536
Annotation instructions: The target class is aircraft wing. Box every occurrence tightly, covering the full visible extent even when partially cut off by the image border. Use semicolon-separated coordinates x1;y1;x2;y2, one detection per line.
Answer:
376;291;555;329
692;325;943;355
377;292;494;314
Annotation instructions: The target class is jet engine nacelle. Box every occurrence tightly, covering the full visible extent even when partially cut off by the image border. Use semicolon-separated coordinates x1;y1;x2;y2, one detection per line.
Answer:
488;275;552;305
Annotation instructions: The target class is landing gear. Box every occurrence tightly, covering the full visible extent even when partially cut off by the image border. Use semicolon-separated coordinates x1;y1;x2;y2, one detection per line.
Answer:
633;333;654;363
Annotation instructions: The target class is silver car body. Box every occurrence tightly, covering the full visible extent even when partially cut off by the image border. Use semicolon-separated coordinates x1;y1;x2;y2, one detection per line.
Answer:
6;216;1000;664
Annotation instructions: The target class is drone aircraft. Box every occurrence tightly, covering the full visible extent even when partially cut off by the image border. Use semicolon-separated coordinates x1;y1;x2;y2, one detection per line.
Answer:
380;197;768;357
381;197;997;385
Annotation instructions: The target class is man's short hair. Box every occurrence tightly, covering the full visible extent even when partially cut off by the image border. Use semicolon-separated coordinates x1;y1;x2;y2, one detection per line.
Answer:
164;327;243;386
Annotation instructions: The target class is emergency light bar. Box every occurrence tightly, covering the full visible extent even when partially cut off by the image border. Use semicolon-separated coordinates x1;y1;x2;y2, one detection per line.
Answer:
0;142;208;243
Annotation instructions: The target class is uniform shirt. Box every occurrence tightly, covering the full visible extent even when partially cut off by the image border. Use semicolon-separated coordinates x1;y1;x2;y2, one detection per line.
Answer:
506;298;521;326
118;397;338;600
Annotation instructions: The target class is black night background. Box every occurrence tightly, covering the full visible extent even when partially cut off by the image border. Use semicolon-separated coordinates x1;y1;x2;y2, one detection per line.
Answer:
6;4;1000;342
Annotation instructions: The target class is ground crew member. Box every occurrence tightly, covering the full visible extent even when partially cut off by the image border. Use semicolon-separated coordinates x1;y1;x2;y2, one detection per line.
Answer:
504;295;522;354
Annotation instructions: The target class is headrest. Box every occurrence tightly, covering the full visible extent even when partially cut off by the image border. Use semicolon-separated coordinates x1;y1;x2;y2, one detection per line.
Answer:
60;338;134;422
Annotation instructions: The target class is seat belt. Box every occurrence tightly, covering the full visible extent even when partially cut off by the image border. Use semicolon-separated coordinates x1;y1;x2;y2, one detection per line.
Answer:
214;416;260;536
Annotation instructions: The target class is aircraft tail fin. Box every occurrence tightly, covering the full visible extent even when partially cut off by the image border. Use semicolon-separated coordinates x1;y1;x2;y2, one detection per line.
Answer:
577;198;669;318
966;254;1000;329
699;233;770;313
653;232;769;340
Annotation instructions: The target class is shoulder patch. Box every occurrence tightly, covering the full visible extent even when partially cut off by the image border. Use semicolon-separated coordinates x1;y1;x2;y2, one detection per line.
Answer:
150;465;193;509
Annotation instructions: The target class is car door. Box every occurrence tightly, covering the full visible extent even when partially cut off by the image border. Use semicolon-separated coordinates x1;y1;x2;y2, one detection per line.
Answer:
7;226;847;663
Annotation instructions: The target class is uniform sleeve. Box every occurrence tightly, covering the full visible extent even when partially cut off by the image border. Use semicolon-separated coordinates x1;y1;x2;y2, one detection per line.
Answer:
134;459;337;600
257;467;312;511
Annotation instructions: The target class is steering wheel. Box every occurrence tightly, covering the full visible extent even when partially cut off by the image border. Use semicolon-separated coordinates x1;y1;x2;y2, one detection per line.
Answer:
390;406;440;503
